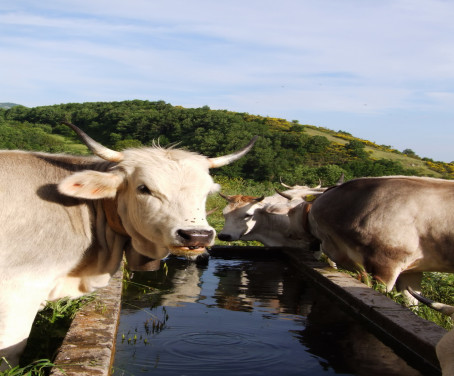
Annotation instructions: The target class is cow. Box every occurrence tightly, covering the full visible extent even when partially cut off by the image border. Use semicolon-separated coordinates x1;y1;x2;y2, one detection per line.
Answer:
217;184;326;248
285;176;454;304
408;287;454;375
0;122;257;368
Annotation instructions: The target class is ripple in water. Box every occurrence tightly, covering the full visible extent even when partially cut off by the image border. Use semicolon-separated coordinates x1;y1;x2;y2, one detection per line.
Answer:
128;329;285;373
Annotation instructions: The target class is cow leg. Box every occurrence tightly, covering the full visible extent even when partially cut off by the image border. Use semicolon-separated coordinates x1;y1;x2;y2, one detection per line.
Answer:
437;330;454;376
396;272;423;306
0;288;46;370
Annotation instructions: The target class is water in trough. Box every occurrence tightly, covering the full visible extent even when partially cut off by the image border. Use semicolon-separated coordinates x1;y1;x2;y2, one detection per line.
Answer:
113;250;425;376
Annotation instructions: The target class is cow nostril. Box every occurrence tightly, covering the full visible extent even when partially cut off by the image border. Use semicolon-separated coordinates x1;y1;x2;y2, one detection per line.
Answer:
177;229;214;245
218;233;232;242
177;229;192;240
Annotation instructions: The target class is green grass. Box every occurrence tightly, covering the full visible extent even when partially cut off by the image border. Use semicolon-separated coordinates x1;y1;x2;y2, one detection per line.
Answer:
49;134;90;155
10;295;96;376
0;358;59;376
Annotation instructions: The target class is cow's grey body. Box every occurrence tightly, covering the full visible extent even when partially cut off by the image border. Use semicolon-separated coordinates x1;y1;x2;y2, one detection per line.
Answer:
0;125;256;368
307;176;454;294
0;152;125;366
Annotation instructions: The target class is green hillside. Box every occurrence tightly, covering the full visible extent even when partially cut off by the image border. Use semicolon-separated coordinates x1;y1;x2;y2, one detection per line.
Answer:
0;100;452;182
0;102;21;109
303;125;444;177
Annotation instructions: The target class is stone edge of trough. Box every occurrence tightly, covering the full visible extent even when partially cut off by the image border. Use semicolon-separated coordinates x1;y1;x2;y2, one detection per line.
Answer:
280;247;447;373
49;267;123;376
50;246;447;375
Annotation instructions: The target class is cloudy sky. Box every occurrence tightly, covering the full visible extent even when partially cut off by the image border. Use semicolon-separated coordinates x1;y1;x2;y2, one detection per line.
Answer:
1;0;454;161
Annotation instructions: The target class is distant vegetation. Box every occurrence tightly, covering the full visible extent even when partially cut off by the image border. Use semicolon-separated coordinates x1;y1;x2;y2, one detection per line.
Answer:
0;102;20;109
1;100;453;184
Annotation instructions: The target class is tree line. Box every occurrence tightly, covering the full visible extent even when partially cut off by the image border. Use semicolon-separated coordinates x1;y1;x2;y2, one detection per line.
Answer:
0;100;448;185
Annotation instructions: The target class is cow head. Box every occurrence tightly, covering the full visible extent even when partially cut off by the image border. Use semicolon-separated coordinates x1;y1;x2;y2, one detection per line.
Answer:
217;194;265;242
58;122;257;259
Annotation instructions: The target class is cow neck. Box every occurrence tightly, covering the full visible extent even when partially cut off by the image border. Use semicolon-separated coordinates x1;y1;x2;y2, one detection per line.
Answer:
102;197;129;237
302;203;312;234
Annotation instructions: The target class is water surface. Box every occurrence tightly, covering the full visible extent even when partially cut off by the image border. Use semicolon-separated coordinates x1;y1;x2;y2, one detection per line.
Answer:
113;252;424;376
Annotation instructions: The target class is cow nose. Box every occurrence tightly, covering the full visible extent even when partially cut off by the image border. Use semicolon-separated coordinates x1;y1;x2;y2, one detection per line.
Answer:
177;229;214;246
218;233;232;242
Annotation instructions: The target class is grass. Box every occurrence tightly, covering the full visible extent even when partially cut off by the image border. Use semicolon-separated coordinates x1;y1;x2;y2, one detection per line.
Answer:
0;358;59;376
4;294;97;376
48;134;90;155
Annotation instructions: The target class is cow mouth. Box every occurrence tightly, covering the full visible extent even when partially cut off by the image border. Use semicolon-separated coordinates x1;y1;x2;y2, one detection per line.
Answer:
169;246;207;258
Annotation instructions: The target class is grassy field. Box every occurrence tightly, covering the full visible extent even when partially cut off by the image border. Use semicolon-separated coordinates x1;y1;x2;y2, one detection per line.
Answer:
49;134;90;154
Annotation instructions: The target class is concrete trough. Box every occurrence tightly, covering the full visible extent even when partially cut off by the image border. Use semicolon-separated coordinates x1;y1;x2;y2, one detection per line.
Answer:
49;268;123;376
49;247;447;375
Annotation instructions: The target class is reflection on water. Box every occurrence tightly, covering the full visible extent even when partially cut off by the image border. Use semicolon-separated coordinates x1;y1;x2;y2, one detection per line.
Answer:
113;254;425;376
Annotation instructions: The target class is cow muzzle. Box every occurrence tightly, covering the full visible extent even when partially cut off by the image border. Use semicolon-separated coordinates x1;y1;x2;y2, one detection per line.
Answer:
169;229;215;258
218;233;233;242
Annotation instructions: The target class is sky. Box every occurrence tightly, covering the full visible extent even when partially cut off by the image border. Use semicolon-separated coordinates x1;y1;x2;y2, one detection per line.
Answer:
1;1;454;162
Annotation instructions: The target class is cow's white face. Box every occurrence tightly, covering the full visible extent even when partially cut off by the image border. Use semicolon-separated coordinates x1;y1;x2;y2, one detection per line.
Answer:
58;147;220;259
117;149;220;258
218;195;264;242
57;122;257;259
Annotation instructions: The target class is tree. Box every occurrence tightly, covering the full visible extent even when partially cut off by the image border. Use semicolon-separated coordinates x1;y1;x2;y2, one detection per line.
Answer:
345;140;368;159
403;148;418;158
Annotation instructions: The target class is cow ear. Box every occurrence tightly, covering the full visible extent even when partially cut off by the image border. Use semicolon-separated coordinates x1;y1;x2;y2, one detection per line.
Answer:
58;171;124;199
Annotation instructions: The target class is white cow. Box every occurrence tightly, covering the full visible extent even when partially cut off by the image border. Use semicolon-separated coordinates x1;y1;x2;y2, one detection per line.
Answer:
0;122;256;368
408;287;454;376
217;185;325;248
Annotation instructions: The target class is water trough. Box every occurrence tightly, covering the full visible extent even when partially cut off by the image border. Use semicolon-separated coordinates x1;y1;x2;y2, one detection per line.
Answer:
49;246;447;375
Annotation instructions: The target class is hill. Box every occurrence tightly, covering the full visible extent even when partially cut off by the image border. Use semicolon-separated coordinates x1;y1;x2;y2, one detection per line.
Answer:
0;102;21;109
0;100;452;183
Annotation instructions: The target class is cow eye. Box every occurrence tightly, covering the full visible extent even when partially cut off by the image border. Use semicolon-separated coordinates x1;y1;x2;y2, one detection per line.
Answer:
137;184;152;195
244;214;253;220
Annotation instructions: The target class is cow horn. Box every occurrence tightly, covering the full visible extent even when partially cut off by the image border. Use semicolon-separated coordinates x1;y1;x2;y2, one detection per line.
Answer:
62;121;124;162
208;136;258;168
337;173;345;185
407;287;454;317
206;207;219;216
219;192;231;201
279;177;293;189
275;189;293;200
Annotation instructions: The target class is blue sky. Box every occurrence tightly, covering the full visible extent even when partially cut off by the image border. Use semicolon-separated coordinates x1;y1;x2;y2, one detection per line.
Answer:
1;0;454;162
